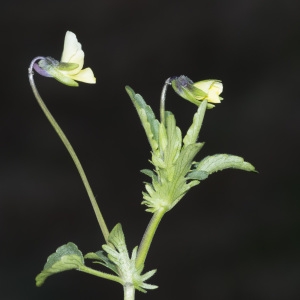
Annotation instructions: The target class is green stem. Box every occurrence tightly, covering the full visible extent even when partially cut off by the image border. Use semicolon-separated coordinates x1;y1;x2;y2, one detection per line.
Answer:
135;208;167;269
160;77;172;126
79;265;123;285
123;283;135;300
28;57;109;243
136;78;172;269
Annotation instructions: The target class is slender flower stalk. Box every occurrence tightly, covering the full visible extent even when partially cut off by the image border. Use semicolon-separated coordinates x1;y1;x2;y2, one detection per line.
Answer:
160;77;172;126
28;57;109;242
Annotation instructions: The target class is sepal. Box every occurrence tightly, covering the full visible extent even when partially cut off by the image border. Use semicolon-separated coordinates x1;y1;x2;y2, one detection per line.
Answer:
38;57;79;86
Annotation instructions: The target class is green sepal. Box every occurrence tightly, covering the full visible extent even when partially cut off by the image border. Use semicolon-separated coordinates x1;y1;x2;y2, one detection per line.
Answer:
57;62;79;71
183;100;207;147
195;154;256;175
45;66;78;87
171;78;206;106
84;250;119;275
35;242;84;287
38;58;78;87
125;86;159;152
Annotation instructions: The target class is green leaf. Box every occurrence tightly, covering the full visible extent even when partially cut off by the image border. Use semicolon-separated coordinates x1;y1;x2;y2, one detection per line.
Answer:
140;169;155;178
183;100;207;147
195;154;256;175
140;169;158;182
107;223;127;254
84;250;119;275
158;122;168;152
164;112;182;167
35;242;84;287
125;86;159;152
173;143;204;179
186;170;209;181
102;224;129;268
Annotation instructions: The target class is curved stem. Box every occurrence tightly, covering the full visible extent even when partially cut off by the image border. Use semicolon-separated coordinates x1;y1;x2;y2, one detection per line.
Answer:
135;208;167;270
160;77;172;126
28;57;109;242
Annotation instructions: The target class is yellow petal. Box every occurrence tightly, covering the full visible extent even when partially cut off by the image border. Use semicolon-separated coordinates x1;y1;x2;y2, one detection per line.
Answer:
211;81;223;94
206;90;221;103
68;68;96;84
194;80;223;103
193;80;212;93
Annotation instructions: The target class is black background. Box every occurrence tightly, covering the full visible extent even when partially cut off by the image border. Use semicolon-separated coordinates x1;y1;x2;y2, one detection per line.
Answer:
1;0;300;299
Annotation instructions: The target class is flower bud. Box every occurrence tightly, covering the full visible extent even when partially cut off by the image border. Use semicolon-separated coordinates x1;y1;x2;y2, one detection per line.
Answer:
171;75;223;108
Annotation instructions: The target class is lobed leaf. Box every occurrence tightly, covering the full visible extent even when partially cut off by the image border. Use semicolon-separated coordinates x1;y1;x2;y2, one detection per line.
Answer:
195;154;256;175
183;100;207;147
125;86;159;151
186;170;209;181
35;242;84;287
84;250;119;275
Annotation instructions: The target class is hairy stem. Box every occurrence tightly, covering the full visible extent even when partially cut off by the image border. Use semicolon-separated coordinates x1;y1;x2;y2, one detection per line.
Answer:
28;57;109;242
79;265;123;284
135;208;167;270
123;283;135;300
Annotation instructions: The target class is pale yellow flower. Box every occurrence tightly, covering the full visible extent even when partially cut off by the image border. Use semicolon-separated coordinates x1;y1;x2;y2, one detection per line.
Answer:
59;31;96;84
35;31;96;87
193;80;223;104
171;76;223;108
